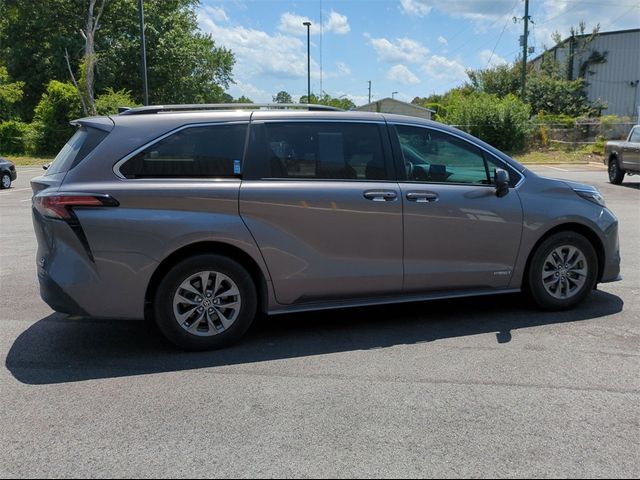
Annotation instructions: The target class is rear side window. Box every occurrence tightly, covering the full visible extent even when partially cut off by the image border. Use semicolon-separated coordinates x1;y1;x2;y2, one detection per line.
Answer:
119;124;247;179
259;122;389;180
45;127;108;176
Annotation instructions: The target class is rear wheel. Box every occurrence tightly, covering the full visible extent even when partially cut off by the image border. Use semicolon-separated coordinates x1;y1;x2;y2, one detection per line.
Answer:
1;173;11;189
154;254;257;351
608;156;625;184
527;232;598;310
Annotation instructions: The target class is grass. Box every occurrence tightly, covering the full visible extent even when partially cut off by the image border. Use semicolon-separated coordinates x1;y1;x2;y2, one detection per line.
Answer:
510;149;603;165
5;155;52;167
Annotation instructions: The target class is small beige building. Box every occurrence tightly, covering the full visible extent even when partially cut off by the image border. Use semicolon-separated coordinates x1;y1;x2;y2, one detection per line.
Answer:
355;98;434;120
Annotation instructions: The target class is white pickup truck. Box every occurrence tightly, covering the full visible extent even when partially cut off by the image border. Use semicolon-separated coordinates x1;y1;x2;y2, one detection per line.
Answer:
605;125;640;184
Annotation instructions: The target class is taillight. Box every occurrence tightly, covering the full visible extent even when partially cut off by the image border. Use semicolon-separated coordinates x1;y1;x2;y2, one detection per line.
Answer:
34;194;119;221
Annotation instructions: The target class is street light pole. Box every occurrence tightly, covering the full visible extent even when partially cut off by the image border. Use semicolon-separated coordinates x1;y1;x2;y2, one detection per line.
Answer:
392;91;398;99
303;21;311;103
138;0;149;105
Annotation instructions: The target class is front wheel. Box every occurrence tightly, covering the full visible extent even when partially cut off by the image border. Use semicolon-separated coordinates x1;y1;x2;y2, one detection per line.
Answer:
608;156;625;184
527;232;598;310
1;173;11;189
154;255;257;351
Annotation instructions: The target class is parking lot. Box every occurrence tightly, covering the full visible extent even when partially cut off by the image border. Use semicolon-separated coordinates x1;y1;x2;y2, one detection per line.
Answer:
1;164;638;477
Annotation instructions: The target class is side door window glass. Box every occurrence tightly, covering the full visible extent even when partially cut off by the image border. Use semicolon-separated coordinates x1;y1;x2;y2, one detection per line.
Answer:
396;125;490;185
263;122;388;180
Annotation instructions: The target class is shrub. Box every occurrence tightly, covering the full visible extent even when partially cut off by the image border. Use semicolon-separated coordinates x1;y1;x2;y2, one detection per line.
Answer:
95;88;137;115
0;120;32;154
32;81;82;155
441;92;531;152
525;76;591;117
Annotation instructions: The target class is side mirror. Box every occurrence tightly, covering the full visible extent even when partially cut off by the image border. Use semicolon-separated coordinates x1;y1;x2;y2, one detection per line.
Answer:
494;168;510;198
42;163;50;171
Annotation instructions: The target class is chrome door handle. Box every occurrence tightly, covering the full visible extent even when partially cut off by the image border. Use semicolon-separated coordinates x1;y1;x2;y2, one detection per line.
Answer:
363;190;397;201
406;192;439;203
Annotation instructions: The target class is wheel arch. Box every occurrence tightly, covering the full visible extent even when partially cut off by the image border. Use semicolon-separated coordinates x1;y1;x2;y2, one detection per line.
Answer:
522;222;605;288
145;241;269;316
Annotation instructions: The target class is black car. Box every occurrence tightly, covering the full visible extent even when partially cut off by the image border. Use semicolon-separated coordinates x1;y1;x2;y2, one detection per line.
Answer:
0;156;17;189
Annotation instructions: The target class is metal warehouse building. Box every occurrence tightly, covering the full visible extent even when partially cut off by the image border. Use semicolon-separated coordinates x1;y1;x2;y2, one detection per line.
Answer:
529;28;640;119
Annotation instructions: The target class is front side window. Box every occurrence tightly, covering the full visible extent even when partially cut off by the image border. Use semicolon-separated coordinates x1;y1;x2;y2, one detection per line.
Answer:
261;122;389;181
119;124;247;179
629;127;640;143
396;125;491;185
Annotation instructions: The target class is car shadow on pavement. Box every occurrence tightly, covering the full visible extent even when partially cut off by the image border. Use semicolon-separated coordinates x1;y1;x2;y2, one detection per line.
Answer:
619;181;639;190
6;290;623;385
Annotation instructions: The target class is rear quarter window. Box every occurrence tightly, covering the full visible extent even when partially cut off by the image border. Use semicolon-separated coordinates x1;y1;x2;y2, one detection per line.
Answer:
118;123;247;179
45;127;109;176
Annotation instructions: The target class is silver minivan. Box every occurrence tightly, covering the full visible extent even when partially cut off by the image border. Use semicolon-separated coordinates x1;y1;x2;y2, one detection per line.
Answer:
31;105;621;350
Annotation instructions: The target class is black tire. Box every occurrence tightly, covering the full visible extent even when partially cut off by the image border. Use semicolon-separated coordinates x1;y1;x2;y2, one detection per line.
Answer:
0;172;11;189
526;232;598;310
608;156;625;185
154;254;257;351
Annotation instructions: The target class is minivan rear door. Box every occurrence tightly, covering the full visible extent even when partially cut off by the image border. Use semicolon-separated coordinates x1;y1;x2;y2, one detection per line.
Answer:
240;117;403;306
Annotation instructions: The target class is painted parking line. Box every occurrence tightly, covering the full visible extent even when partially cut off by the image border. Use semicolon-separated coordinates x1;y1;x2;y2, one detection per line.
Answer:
0;187;32;195
541;165;569;172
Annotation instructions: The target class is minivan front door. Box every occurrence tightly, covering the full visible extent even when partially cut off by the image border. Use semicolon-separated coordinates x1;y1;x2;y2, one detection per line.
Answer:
392;124;523;293
240;120;403;305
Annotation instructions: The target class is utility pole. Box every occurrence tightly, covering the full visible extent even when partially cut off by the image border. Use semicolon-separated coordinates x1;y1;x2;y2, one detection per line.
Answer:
368;81;371;104
138;0;149;105
520;0;530;99
303;21;312;103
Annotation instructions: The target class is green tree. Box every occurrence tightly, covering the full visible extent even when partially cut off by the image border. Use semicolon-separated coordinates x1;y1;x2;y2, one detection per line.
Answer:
94;88;137;115
233;96;253;104
525;75;591;116
96;0;234;105
300;93;355;110
441;92;531;152
0;0;235;118
273;91;292;103
32;80;82;154
0;65;24;120
466;64;520;98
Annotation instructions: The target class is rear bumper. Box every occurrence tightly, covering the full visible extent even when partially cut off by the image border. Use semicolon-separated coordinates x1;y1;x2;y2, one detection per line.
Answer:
38;268;88;316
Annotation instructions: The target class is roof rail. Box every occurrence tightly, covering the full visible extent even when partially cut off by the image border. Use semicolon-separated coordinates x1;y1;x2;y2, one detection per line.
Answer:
118;103;343;115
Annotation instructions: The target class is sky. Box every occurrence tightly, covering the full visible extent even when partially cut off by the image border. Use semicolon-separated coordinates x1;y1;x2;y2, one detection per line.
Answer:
197;0;640;105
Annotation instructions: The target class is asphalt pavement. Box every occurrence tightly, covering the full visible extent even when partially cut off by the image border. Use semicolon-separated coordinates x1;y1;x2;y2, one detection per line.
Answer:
0;164;638;478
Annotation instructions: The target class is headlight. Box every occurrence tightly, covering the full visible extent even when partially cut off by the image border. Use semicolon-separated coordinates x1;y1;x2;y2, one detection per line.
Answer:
574;188;606;207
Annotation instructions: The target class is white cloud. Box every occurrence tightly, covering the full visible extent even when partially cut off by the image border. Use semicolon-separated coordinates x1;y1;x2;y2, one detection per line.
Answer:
479;49;508;68
228;80;271;103
201;5;229;23
324;10;351;35
278;12;320;36
399;0;432;17
400;0;516;22
387;64;421;85
437;36;448;46
336;61;352;76
368;36;429;64
278;10;350;36
422;55;468;83
199;10;317;80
